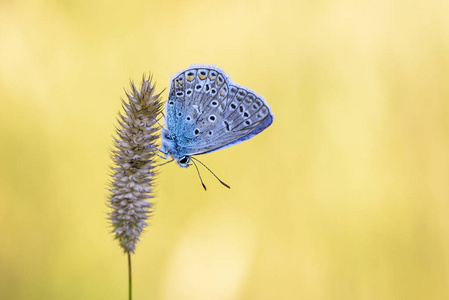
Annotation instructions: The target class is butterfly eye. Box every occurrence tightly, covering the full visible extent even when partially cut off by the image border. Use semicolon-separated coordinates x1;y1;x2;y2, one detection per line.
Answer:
179;156;190;164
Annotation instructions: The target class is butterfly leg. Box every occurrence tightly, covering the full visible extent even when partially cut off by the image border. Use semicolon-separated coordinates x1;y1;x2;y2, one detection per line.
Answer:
149;115;167;131
155;159;174;167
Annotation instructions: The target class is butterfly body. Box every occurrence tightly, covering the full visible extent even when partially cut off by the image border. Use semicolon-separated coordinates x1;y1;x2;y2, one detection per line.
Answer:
161;65;274;168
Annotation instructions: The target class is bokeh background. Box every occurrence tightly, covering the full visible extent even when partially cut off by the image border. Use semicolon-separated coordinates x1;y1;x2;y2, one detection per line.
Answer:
1;0;448;299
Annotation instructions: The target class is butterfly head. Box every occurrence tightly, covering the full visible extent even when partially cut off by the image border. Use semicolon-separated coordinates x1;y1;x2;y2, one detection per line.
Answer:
161;128;191;168
176;155;191;168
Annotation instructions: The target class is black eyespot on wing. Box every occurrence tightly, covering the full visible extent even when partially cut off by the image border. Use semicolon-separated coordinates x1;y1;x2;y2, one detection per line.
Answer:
223;120;230;131
194;129;199;135
211;88;216;94
209;115;216;122
187;72;194;76
208;131;213;135
211;100;218;107
200;71;206;76
176;91;184;97
230;103;236;109
205;84;210;91
186;116;191;121
245;120;251;125
243;112;249;118
169;101;174;105
195;84;202;90
239;106;244;113
186;89;192;95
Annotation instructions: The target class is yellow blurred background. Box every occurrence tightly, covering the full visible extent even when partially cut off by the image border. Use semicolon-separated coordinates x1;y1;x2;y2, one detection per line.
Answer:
1;0;448;299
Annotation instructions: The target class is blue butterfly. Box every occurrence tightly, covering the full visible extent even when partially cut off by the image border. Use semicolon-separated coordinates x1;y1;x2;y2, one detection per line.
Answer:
161;65;274;185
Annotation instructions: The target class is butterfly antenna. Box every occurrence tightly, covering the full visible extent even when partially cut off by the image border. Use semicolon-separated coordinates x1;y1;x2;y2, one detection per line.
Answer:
191;160;207;191
191;157;231;189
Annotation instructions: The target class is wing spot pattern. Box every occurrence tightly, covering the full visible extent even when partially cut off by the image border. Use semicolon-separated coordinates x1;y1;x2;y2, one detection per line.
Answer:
217;75;224;85
209;71;217;80
198;70;207;80
223;120;230;131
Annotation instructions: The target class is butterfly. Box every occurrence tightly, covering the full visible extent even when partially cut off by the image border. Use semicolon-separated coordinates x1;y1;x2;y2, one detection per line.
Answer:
160;65;274;185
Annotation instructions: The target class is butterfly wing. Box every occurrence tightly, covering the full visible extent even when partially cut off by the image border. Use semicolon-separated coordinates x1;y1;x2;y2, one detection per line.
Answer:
165;65;273;157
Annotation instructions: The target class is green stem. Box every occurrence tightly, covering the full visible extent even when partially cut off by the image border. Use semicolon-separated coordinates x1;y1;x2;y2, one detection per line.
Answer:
128;252;132;300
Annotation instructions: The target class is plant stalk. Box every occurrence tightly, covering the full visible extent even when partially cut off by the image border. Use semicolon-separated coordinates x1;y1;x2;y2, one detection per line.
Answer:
128;252;132;300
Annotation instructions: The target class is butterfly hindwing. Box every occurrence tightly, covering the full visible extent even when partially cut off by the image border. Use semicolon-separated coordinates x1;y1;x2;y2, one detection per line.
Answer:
165;65;273;157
